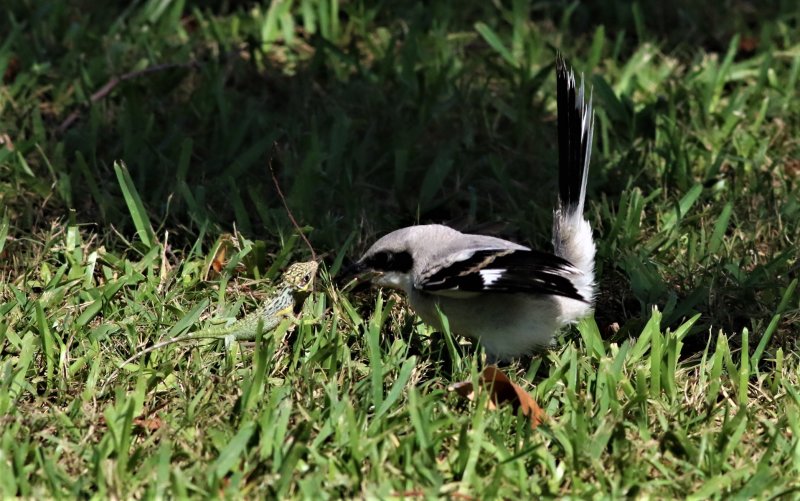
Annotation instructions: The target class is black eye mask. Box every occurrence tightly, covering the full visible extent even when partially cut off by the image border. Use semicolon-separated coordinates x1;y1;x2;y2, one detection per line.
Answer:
366;251;413;273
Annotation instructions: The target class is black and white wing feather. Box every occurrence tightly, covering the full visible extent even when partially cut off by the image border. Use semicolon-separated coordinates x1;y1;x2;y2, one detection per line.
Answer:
416;249;587;302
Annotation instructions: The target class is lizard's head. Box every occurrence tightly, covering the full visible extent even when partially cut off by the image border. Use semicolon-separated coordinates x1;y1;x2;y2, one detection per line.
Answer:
283;260;319;293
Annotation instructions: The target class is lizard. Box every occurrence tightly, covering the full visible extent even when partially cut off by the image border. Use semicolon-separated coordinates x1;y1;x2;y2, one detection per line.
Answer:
102;260;319;392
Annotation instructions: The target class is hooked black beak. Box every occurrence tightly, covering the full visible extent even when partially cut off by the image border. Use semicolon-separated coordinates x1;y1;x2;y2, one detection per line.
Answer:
336;261;379;291
339;260;367;277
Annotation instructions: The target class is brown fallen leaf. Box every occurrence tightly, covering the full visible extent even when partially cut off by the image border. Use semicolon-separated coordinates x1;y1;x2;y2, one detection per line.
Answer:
785;158;800;179
739;35;759;55
211;239;229;274
132;416;164;431
449;366;547;430
0;133;14;151
204;234;235;280
3;56;19;83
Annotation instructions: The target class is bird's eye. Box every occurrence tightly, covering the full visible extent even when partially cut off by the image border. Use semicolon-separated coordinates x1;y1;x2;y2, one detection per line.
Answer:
366;251;412;273
303;272;312;283
372;251;389;269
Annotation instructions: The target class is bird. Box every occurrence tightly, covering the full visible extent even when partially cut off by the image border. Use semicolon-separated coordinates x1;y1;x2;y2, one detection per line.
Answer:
347;55;595;362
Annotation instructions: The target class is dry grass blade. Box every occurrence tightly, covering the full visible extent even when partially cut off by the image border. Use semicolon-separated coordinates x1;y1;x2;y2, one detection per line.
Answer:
269;147;317;262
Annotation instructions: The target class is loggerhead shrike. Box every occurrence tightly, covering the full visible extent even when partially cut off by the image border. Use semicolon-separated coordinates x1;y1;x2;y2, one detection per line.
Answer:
348;55;595;361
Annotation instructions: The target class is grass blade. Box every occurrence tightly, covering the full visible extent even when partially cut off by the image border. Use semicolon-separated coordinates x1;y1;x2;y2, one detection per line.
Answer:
475;22;516;67
114;161;155;248
212;421;256;479
751;278;798;371
0;211;9;254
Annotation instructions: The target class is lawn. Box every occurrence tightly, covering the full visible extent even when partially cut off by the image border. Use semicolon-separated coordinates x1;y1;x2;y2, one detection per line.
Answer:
1;1;799;498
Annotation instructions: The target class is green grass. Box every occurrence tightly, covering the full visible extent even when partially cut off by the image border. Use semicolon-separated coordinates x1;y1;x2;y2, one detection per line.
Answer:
2;0;800;498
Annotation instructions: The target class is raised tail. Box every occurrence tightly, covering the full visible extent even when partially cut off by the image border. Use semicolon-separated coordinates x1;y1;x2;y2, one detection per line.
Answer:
552;54;595;304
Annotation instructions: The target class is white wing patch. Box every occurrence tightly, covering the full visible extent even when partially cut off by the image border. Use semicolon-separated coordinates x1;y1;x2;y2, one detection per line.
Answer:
479;268;506;286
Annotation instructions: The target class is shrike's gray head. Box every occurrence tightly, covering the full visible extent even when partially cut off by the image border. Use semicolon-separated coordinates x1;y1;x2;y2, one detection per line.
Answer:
352;225;460;293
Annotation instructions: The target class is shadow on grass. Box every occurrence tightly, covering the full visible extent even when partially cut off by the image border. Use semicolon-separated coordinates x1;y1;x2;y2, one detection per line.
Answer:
2;0;798;351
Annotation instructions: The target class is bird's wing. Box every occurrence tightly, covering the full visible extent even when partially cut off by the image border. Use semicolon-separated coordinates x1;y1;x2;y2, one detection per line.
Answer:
416;248;587;302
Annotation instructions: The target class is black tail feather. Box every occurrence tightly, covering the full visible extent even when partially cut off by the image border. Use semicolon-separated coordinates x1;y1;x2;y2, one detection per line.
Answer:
556;54;593;215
